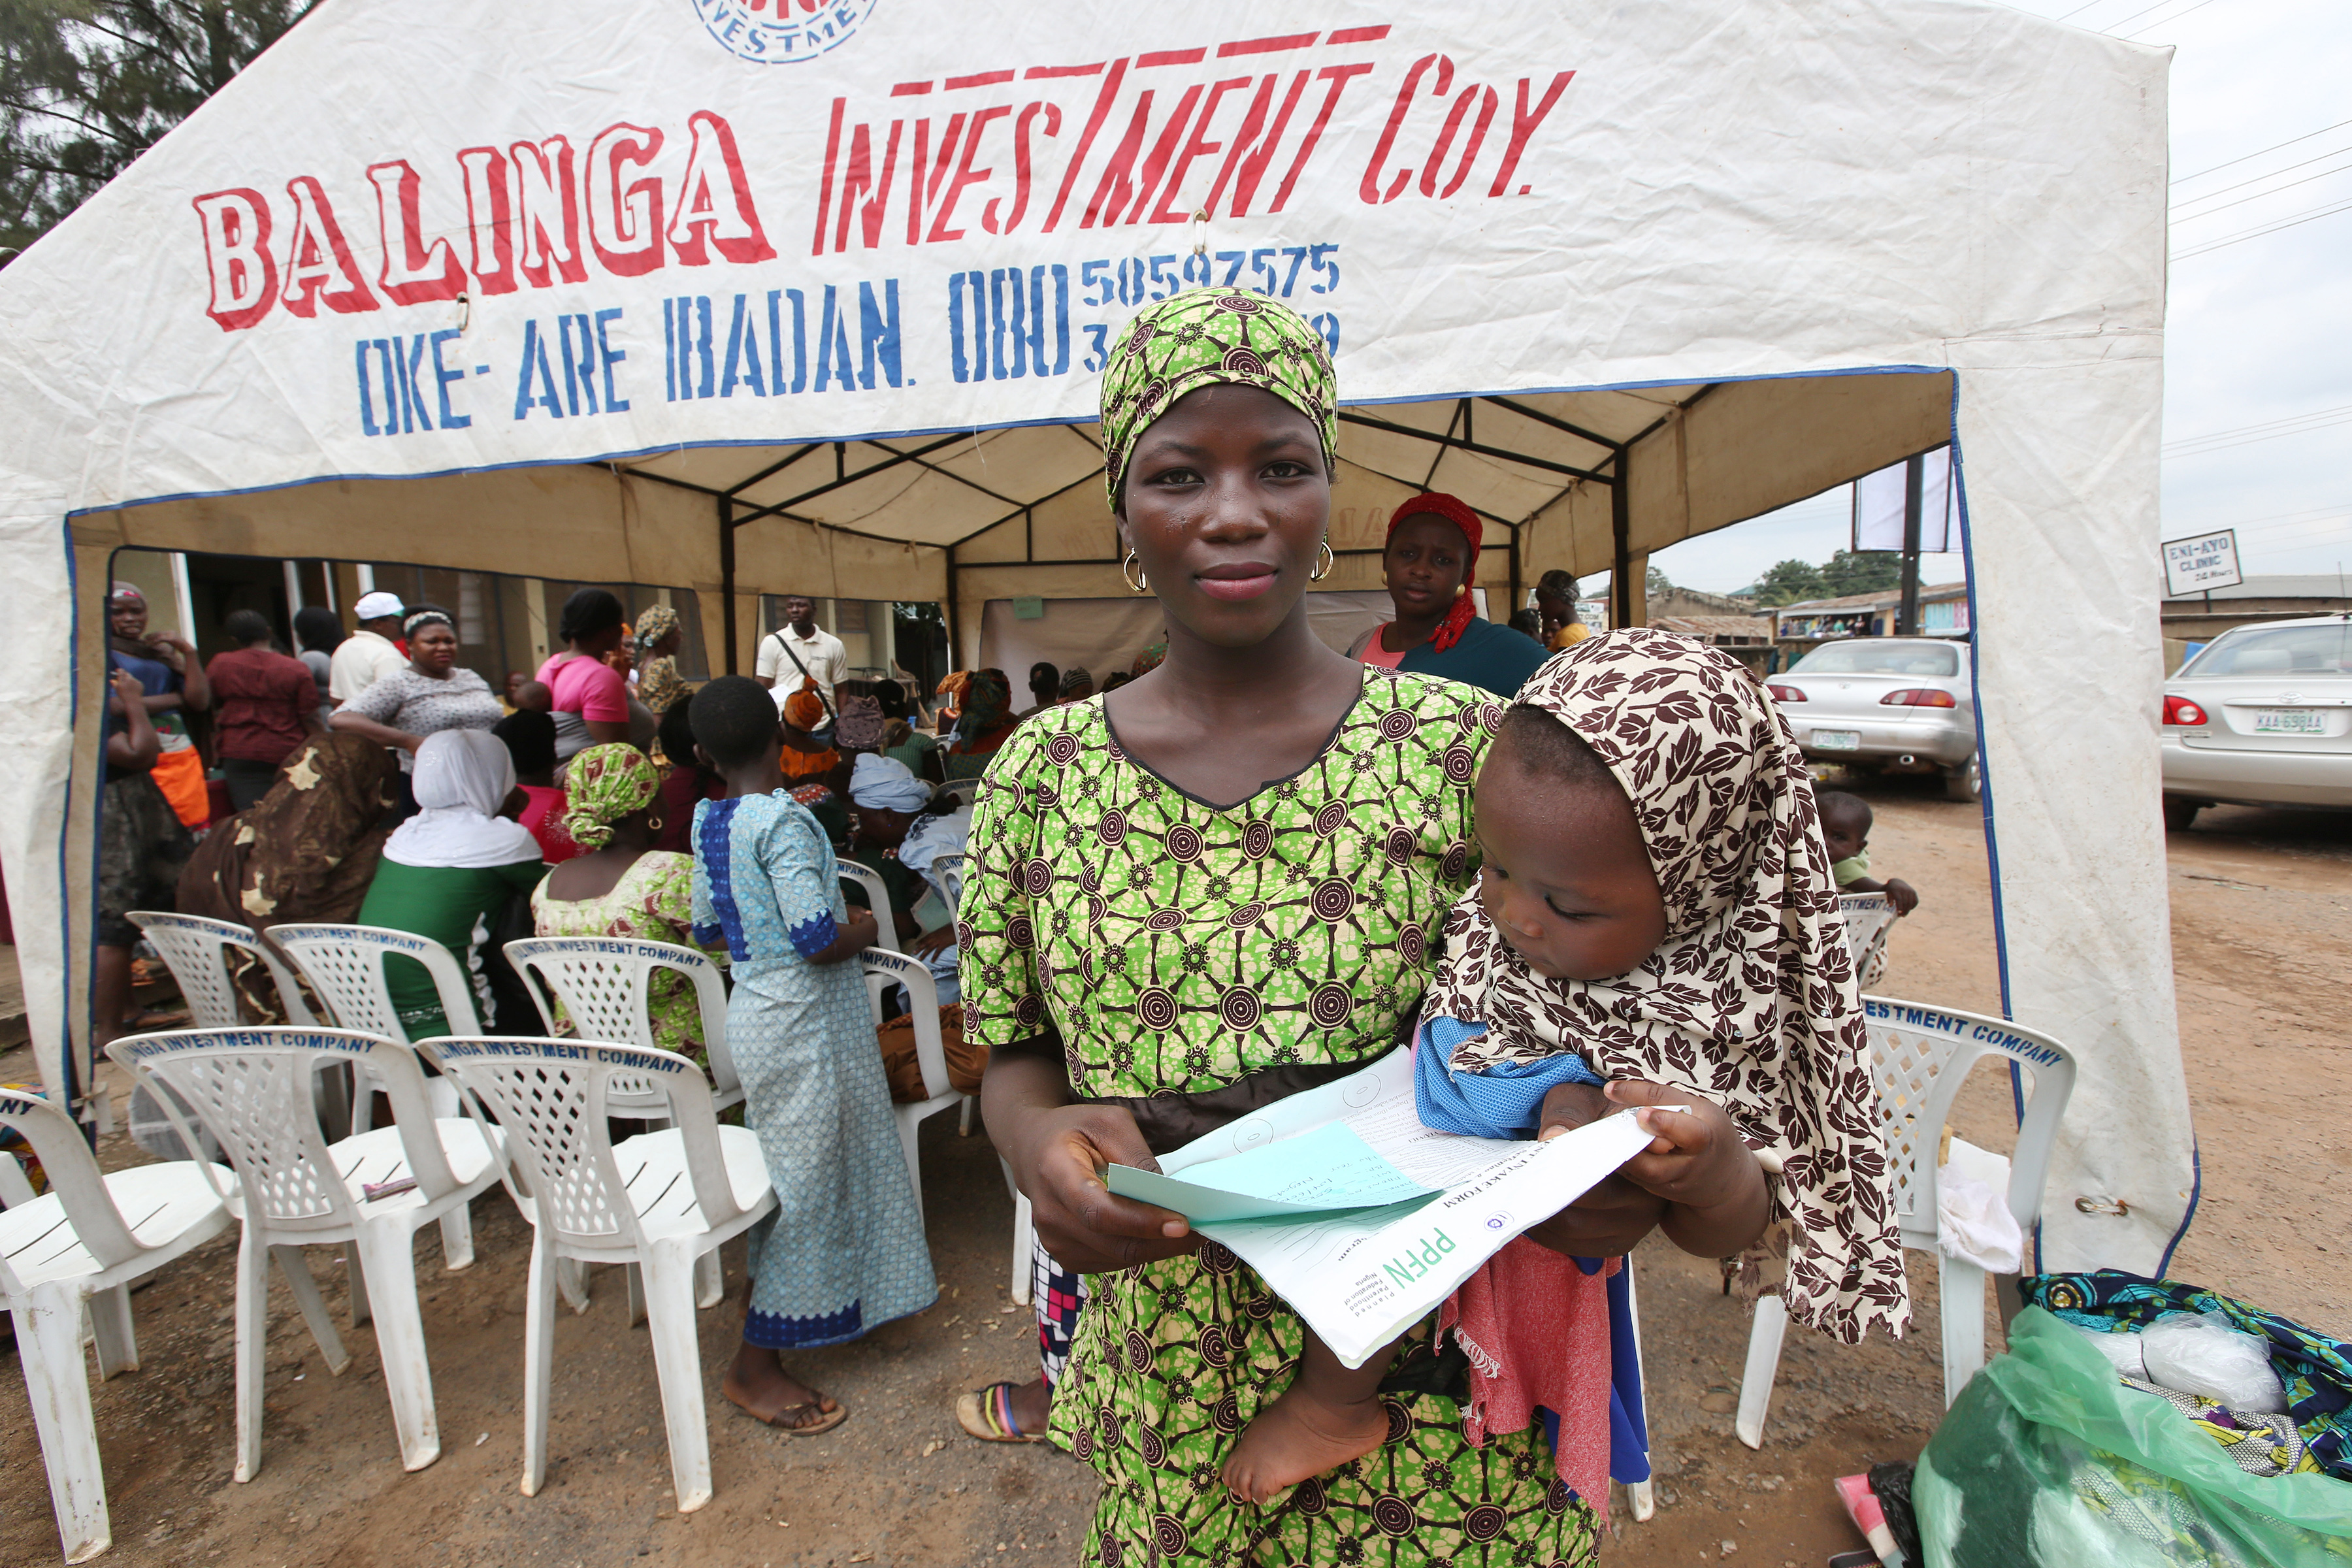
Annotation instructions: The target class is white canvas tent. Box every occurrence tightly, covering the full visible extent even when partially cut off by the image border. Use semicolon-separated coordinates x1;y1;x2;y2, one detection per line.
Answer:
0;0;2193;1274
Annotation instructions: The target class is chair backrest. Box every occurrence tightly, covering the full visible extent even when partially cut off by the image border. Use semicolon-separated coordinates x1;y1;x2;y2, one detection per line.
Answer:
837;862;900;951
105;1028;461;1238
1855;996;2078;1243
268;924;483;1042
128;910;319;1029
423;1037;743;1249
928;853;967;919
500;936;738;1102
1837;894;1899;988
0;1088;160;1292
933;779;979;811
862;949;951;1102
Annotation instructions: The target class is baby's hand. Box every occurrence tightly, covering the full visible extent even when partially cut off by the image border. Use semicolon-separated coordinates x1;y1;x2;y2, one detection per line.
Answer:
1884;877;1919;915
1603;1079;1762;1216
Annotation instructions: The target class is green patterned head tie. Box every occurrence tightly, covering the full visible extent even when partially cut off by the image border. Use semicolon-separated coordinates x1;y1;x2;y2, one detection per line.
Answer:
562;742;660;851
1098;288;1338;512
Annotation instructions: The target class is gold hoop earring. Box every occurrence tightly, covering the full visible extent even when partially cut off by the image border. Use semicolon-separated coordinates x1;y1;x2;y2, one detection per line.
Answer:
1122;549;1148;594
1311;540;1334;581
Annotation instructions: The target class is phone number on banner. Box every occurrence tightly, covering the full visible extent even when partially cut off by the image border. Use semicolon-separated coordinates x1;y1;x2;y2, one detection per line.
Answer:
947;243;1342;384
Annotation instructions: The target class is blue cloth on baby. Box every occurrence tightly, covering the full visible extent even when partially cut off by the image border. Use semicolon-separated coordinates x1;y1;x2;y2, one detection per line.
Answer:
1414;1014;1605;1139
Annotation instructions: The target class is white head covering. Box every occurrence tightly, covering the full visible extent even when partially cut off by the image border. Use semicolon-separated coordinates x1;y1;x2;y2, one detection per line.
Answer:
382;730;542;870
849;752;934;813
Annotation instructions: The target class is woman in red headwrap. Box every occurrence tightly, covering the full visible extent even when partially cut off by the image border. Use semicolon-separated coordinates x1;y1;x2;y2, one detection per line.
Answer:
1347;491;1552;696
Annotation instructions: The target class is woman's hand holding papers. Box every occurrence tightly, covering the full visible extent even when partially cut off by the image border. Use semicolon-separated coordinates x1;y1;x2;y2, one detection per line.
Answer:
983;1037;1201;1275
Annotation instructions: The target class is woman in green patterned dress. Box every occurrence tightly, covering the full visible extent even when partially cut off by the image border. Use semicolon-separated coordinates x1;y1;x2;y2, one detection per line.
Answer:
964;291;1656;1566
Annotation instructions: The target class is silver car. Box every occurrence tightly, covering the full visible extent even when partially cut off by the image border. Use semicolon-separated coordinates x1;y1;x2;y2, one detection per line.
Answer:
2160;614;2352;829
1767;638;1980;800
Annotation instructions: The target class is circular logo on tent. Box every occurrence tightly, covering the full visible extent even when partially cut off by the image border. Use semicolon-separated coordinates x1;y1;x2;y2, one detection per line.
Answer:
693;0;881;63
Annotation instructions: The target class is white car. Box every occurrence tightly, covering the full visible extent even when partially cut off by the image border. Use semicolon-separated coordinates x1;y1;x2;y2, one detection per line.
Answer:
1767;638;1980;801
2160;615;2352;830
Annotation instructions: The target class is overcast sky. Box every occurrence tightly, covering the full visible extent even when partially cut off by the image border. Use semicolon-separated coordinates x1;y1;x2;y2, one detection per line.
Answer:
1649;0;2352;595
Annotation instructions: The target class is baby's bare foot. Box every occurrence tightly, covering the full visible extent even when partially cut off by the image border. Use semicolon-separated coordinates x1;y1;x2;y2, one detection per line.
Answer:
1220;1385;1390;1503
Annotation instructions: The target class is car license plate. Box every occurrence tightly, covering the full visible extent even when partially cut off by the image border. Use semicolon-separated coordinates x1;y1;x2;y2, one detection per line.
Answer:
1812;730;1861;751
2254;708;2325;734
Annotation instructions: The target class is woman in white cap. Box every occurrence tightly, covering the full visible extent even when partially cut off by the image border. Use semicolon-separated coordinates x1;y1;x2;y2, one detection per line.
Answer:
328;590;412;704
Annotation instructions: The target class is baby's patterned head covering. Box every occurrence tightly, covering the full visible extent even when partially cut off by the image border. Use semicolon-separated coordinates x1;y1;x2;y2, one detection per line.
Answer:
1098;288;1338;512
1426;629;1908;1345
562;742;660;851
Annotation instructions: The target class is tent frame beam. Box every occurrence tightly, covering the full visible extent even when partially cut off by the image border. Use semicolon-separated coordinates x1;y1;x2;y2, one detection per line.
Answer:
1336;410;1617;485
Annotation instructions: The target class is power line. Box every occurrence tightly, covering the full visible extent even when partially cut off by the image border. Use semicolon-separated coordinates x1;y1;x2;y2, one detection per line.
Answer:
2170;144;2352;210
2172;195;2352;259
2165;502;2351;534
2163;404;2352;457
2116;0;2219;37
2172;117;2352;186
2171;158;2352;223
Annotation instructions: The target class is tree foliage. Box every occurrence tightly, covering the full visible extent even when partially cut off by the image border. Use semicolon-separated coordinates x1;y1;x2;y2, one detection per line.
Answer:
1821;548;1902;596
1;0;313;262
1752;558;1829;607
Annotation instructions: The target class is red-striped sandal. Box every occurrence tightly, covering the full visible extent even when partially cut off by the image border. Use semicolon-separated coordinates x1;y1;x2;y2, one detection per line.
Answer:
956;1381;1045;1444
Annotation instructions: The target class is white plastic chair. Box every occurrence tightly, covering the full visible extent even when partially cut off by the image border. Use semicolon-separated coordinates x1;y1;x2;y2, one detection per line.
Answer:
1734;996;2076;1447
260;923;485;1265
421;1036;774;1514
1837;892;1899;991
499;937;742;1120
126;911;318;1028
838;860;901;952
862;949;960;1225
268;922;482;1128
104;1027;504;1482
0;1087;232;1563
501;936;742;1309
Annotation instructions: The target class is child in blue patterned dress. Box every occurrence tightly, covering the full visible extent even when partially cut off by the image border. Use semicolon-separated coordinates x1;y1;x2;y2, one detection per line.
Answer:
686;676;936;1436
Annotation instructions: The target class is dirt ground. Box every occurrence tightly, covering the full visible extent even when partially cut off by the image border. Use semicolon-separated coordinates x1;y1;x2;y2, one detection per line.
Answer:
2;779;2346;1567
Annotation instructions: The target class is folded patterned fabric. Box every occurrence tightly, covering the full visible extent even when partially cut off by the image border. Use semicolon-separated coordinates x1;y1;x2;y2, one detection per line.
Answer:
2025;1270;2352;1481
2121;1378;2315;1477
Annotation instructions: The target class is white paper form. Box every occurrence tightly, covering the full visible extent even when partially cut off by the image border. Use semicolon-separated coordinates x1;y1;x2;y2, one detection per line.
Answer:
1133;1047;1662;1369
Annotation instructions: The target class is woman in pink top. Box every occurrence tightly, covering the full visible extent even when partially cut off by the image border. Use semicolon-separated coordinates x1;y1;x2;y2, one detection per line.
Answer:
536;588;633;772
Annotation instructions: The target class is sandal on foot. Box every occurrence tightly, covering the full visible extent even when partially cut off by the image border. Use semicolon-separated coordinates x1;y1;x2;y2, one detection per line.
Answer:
956;1382;1045;1444
734;1394;848;1436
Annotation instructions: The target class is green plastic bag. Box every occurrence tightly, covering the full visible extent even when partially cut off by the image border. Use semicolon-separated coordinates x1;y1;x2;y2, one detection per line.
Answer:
1916;1308;2352;1566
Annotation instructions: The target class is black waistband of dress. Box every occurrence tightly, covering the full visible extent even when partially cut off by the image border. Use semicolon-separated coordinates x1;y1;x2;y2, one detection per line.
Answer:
1082;1009;1424;1158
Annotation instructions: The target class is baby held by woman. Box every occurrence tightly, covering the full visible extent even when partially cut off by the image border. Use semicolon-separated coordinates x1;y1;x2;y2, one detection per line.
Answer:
1222;629;1909;1504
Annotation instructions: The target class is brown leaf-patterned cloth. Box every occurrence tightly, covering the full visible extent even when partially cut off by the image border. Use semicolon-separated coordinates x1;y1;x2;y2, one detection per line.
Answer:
1426;629;1909;1343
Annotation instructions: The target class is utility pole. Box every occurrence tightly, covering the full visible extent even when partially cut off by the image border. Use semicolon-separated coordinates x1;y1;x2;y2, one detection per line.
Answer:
1897;453;1924;636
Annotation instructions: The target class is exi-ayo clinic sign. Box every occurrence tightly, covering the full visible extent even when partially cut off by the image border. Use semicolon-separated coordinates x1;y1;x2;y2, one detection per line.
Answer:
182;18;1581;444
2163;529;2243;596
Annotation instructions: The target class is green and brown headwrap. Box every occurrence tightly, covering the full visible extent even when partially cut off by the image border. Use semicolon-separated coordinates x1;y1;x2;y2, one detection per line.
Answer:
1098;288;1339;512
562;742;660;851
632;602;680;655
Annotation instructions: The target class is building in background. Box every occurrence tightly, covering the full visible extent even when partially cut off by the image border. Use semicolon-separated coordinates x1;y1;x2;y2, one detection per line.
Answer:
1771;581;1970;666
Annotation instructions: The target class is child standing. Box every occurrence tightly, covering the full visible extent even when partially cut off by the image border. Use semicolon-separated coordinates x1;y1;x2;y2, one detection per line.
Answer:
686;676;936;1435
1221;630;1908;1509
